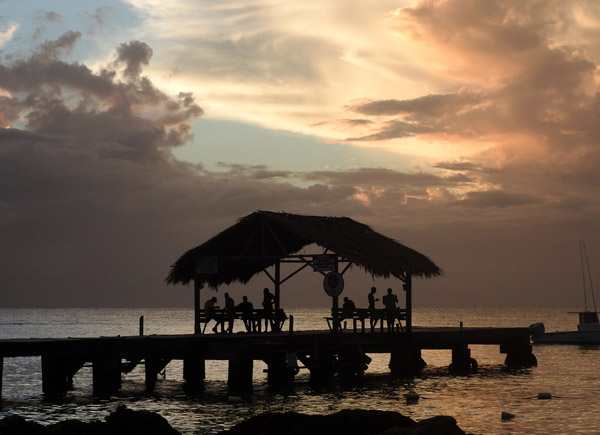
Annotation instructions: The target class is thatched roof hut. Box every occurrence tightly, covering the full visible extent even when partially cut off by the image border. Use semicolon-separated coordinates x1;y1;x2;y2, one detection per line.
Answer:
166;210;441;289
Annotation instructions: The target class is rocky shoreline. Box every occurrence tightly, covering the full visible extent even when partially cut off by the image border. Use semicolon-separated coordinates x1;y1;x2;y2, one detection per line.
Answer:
0;406;475;435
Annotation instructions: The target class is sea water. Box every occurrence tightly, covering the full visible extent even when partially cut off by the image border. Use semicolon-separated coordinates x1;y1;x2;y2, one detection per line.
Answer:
0;307;599;434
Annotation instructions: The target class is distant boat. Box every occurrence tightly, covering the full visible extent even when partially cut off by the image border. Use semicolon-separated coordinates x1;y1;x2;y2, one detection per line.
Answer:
531;241;600;344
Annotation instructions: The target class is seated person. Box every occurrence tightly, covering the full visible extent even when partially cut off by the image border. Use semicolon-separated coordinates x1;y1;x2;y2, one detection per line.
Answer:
341;296;356;320
236;295;254;332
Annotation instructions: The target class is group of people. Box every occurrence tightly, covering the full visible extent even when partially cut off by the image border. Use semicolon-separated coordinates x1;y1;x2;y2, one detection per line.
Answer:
205;285;401;333
341;286;401;331
203;288;277;333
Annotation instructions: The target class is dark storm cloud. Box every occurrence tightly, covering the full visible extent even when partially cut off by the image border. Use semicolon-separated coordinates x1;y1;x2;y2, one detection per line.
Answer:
32;10;62;40
343;0;600;213
350;91;485;117
0;34;212;306
301;167;459;188
212;162;292;179
116;40;153;80
346;119;434;141
35;11;62;23
0;33;411;307
35;30;81;61
434;161;490;173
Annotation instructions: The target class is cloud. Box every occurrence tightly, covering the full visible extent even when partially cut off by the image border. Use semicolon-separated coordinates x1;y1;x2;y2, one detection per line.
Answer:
0;23;18;47
350;90;485;117
4;3;600;309
115;40;153;79
451;189;543;208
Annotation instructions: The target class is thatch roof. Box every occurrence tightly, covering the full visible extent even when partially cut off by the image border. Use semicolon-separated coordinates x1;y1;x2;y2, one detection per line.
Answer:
166;210;441;289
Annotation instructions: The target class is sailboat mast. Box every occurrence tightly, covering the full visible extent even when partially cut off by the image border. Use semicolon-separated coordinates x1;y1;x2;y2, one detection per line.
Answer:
581;240;588;311
582;240;598;313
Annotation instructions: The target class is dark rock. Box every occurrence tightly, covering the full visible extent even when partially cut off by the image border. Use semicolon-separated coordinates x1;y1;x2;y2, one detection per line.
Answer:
379;416;469;435
222;409;415;435
104;405;181;435
223;410;475;435
0;406;181;435
0;415;45;435
46;420;104;435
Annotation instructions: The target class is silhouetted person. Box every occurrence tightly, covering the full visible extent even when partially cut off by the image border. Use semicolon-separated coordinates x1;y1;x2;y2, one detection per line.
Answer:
262;288;275;332
382;288;398;332
204;296;220;333
224;292;235;333
368;287;379;330
236;295;254;332
342;296;356;320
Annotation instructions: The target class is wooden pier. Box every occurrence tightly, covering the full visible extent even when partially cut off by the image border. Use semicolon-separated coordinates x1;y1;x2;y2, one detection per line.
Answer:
0;326;536;399
0;213;538;400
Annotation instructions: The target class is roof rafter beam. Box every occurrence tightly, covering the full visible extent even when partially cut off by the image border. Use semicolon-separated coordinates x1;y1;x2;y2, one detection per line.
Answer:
239;221;261;257
264;219;289;256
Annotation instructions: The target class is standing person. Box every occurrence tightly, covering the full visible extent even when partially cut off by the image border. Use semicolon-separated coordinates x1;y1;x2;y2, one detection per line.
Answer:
262;287;275;332
382;288;399;332
224;292;235;333
236;295;254;332
204;296;220;333
368;287;379;331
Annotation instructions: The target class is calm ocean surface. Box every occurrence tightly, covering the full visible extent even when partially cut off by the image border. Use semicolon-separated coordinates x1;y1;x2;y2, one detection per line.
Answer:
0;307;598;434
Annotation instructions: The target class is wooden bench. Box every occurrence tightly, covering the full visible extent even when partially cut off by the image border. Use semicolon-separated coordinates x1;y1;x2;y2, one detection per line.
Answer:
325;308;407;333
198;308;287;333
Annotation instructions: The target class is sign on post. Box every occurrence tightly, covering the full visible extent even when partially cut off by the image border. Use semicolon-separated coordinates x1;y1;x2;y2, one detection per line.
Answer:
323;271;344;297
312;254;337;272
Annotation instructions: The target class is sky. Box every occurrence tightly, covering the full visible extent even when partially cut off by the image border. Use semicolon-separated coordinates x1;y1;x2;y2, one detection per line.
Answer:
2;0;600;309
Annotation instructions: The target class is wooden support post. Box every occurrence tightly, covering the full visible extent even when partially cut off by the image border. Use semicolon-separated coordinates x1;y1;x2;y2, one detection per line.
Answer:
194;277;201;335
265;354;296;392
389;342;426;376
92;355;121;396
42;355;71;399
338;346;371;384
0;356;3;401
304;353;336;388
404;273;412;333
228;354;253;395
145;357;171;392
449;343;476;374
332;295;339;333
501;340;537;367
183;355;205;387
274;260;281;310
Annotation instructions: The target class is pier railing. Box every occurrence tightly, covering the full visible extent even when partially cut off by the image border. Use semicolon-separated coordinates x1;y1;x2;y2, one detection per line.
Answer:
325;308;407;333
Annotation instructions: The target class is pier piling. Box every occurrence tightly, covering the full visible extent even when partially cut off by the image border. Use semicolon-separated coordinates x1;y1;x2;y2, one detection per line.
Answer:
389;343;426;376
183;354;206;387
265;355;296;391
449;343;476;374
41;355;84;398
501;341;537;367
93;355;121;396
227;353;253;395
145;357;171;392
303;353;336;388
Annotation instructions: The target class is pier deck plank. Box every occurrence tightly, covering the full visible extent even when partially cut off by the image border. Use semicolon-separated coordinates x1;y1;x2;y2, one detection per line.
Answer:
0;326;531;359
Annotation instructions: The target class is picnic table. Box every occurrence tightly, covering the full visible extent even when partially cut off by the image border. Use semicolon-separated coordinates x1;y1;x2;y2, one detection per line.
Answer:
198;308;287;333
